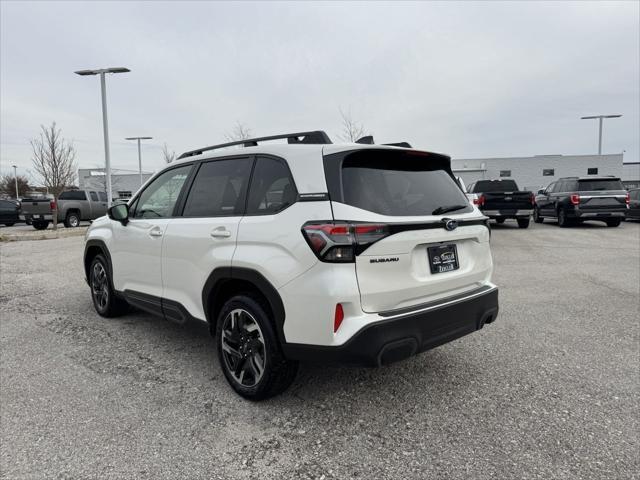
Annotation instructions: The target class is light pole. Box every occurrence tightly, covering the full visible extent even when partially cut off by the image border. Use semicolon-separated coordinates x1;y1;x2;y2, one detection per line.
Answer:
12;165;18;199
125;136;153;187
580;114;622;155
75;67;130;205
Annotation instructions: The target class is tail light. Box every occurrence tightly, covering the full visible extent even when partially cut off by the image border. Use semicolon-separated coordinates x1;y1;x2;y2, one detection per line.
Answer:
625;193;630;205
301;222;389;262
473;195;485;207
334;303;344;332
570;194;580;206
530;193;536;206
50;200;57;211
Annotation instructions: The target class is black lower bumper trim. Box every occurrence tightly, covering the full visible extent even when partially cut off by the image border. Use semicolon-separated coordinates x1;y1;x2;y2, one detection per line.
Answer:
283;288;499;367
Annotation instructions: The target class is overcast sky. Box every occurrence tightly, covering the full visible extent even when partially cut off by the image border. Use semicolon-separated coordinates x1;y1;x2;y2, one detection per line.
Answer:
1;1;638;184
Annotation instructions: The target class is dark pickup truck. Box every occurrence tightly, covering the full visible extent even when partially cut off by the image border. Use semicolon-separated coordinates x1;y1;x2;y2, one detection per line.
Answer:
534;176;629;227
467;179;534;228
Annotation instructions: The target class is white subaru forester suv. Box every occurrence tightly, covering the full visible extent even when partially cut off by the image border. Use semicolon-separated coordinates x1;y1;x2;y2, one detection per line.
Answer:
84;131;498;400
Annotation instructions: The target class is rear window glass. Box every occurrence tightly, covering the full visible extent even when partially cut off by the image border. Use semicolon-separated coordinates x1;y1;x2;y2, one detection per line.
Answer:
578;179;623;191
58;191;86;200
326;150;472;216
473;180;519;192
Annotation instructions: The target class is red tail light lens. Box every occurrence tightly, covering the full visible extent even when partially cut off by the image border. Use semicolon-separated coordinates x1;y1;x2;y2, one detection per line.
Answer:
302;222;389;262
570;194;580;205
334;303;344;332
473;194;485;207
625;193;630;205
530;193;536;206
50;200;57;211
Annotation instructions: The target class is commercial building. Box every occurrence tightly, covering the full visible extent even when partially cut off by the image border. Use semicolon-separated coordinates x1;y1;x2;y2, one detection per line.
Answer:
450;153;634;191
621;162;640;189
78;168;153;200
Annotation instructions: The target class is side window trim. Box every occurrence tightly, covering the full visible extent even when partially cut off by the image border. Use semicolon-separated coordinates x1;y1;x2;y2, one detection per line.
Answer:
129;162;194;219
244;154;298;217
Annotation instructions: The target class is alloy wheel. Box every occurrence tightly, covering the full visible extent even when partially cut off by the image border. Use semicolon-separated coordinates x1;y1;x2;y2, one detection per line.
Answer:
220;308;266;387
91;262;109;311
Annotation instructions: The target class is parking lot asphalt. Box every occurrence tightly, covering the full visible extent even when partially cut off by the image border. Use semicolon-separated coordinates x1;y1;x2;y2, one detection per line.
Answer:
1;220;638;479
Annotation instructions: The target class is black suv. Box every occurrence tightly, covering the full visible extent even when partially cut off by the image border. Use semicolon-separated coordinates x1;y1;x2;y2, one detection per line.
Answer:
534;176;629;227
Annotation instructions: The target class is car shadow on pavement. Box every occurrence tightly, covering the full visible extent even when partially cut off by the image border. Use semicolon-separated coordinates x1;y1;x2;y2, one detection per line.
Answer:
106;307;479;406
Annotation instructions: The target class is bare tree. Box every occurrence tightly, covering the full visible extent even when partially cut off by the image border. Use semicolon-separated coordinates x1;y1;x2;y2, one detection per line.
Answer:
31;122;77;196
0;174;31;198
226;121;252;142
337;107;367;143
30;122;77;229
162;143;176;164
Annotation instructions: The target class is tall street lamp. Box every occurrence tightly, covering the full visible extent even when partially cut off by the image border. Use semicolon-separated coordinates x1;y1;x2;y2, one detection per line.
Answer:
580;114;622;155
12;165;18;199
75;67;130;205
125;136;153;187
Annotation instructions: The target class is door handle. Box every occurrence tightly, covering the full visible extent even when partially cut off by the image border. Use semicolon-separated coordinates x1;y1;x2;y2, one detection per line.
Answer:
149;227;163;238
210;228;231;238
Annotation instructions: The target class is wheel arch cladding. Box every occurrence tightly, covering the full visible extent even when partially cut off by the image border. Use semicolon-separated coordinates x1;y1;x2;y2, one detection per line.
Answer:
83;240;112;284
202;267;287;343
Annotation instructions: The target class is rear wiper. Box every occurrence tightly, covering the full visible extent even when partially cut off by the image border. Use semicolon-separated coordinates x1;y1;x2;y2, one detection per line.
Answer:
432;204;468;215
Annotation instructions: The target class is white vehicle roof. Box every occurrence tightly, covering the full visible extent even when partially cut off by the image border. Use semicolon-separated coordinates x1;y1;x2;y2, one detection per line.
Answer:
172;132;450;194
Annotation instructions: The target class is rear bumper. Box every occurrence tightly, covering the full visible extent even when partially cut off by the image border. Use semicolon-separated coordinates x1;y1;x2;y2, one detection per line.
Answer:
20;214;53;222
482;209;532;219
572;210;626;219
282;286;499;367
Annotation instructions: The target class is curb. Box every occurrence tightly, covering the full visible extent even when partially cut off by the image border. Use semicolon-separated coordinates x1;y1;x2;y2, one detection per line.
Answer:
0;227;88;242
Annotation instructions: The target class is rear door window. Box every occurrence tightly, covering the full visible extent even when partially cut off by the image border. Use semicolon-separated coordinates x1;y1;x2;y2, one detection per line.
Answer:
182;158;252;217
324;149;472;216
89;191;99;201
578;179;624;191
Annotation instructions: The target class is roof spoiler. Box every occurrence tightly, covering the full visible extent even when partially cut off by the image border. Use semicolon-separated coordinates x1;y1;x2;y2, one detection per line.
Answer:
355;136;412;148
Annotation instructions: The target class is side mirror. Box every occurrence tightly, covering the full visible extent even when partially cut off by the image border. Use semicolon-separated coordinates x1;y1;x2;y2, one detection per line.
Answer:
108;204;129;225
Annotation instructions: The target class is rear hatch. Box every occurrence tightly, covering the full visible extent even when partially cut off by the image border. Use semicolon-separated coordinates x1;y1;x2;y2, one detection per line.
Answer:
576;178;628;213
473;180;533;212
322;147;492;314
20;198;52;216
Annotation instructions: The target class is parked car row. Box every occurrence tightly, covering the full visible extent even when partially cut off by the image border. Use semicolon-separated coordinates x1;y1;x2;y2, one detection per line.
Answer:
463;175;636;228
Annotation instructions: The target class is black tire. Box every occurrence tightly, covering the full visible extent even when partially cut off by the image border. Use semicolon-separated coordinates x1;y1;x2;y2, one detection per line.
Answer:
89;254;129;317
606;219;621;228
533;207;543;223
4;223;15;227
495;218;506;224
557;209;570;228
517;218;530;229
216;294;298;400
33;221;49;230
64;211;80;228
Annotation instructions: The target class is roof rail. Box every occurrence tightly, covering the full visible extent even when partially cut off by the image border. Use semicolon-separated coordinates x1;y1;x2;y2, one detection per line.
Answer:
178;130;332;159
